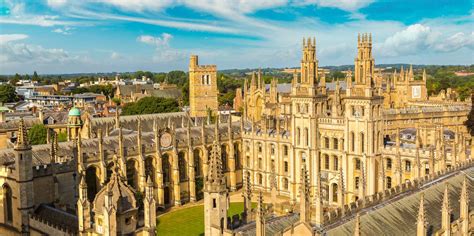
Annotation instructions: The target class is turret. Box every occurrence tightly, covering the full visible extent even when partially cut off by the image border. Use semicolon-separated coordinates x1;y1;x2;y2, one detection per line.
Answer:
441;183;451;235
416;193;427;236
144;176;156;236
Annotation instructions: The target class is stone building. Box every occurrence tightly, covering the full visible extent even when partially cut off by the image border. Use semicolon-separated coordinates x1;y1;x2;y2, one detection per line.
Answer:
0;33;472;235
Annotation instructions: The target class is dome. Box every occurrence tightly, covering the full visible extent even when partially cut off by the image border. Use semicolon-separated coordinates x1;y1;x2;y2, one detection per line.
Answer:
68;107;81;116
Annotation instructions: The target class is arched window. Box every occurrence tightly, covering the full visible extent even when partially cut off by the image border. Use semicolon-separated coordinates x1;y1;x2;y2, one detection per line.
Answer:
178;152;187;182
3;185;13;223
350;132;355;152
234;143;241;170
283;178;289;190
324;155;330;170
221;145;228;171
333;138;338;149
126;160;138;188
425;163;430;175
386;177;392;188
333;156;338;170
162;154;171;183
355;177;360;189
386;158;392;170
360;132;365;153
194;149;202;177
145;156;155;182
332;183;338;202
258;174;263;185
405;160;411;172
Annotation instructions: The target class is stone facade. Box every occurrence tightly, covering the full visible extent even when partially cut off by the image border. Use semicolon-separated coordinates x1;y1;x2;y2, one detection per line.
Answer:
189;55;219;117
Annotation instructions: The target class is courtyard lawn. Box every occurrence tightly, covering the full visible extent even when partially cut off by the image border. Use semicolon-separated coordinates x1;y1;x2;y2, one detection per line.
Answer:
156;202;249;236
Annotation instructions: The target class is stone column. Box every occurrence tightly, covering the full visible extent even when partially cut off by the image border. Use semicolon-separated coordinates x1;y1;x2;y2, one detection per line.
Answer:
229;141;237;191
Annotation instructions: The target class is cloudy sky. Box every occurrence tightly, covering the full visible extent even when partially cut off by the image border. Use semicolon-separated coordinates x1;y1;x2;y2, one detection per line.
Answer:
0;0;473;74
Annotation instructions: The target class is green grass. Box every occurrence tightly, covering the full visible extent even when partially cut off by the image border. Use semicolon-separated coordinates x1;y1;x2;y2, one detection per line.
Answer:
156;202;251;236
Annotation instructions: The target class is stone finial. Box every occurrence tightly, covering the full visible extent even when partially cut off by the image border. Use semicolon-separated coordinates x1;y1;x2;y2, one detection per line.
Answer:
299;165;310;223
256;190;265;236
460;175;469;233
15;118;30;150
205;139;226;192
353;213;361;236
416;193;427;236
441;183;451;233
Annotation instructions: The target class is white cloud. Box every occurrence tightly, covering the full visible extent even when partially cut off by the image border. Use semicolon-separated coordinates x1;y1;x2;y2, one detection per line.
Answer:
434;32;474;52
52;26;73;35
137;33;186;63
0;34;28;44
47;0;68;8
110;51;121;59
376;24;474;57
137;33;173;47
296;0;374;12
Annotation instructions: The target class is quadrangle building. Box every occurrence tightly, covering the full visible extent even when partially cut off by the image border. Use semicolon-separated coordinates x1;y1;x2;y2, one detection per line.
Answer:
0;33;472;235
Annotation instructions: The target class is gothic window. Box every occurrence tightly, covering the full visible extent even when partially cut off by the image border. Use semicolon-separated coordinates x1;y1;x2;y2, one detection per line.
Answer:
221;145;228;172
386;158;392;170
194;149;201;177
425;163;430;175
201;75;205;85
163;154;170;183
206;75;210;85
283;178;289;190
284;161;288;172
304;128;309;146
355;177;360;189
333;156;338;170
3;184;13;223
350;132;355;152
178;152;187;182
324;137;330;149
355;158;361;170
126;160;138;189
86;166;99;201
405;160;411;172
324;155;330;170
234;143;241;170
360;132;365;153
145;156;155;182
386;177;392;189
258;174;263;185
332;184;338;202
351;106;356;116
333;138;338;149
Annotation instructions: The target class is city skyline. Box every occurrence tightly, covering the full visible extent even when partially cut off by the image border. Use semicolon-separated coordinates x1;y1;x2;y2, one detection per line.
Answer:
0;0;473;74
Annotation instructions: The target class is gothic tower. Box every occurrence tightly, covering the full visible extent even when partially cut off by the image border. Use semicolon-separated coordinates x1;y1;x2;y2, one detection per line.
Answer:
14;118;35;234
204;131;229;236
189;55;218;117
344;33;384;199
290;37;325;200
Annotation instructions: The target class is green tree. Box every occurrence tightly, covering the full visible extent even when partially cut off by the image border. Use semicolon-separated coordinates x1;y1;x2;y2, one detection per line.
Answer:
121;96;180;115
28;124;48;145
0;84;19;103
57;132;68;142
10;73;21;85
33;71;39;81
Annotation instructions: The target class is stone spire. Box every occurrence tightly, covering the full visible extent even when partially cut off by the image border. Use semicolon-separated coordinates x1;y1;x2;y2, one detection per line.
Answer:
299;165;310;223
441;183;451;235
422;69;427;82
77;175;91;233
416;193;427;236
256;190;266;236
460;175;469;234
204;136;226;193
15;118;30;150
144;176;156;236
353;213;361;236
242;171;252;221
314;171;324;225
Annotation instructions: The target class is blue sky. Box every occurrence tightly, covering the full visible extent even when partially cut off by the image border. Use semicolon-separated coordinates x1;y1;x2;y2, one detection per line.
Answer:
0;0;472;74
